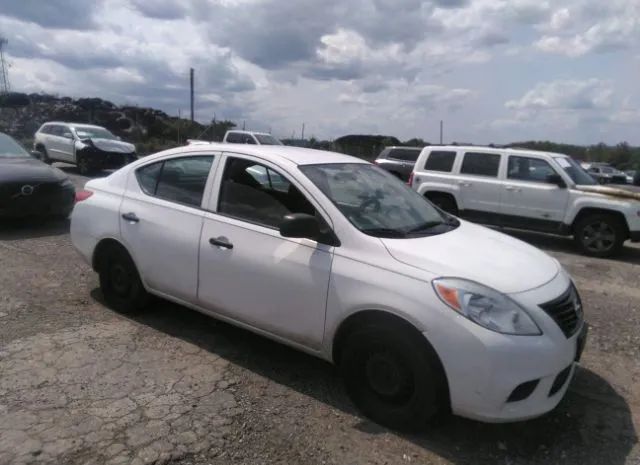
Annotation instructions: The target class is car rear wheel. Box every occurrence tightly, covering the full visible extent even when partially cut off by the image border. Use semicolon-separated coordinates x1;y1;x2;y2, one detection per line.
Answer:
38;146;52;165
426;193;459;216
574;214;626;257
339;325;446;431
98;245;149;313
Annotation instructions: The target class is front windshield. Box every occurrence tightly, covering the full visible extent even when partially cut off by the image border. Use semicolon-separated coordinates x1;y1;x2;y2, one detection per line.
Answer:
74;126;117;140
300;163;456;238
554;157;596;186
0;133;30;158
255;134;283;145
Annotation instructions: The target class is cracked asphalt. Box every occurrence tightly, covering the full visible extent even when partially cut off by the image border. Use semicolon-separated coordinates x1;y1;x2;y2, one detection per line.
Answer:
0;166;639;465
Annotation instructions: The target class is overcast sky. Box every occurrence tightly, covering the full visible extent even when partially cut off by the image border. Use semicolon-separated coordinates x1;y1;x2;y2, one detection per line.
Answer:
1;0;638;144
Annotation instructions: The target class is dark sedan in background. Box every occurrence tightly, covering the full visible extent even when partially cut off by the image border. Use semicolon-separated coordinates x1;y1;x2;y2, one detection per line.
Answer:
0;132;75;219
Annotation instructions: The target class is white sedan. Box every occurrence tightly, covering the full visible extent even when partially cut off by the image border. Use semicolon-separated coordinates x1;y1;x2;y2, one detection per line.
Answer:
71;143;587;430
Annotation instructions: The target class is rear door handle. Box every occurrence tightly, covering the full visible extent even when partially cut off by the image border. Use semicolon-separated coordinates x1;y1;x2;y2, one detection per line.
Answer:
209;237;233;250
121;212;139;223
457;181;472;187
505;186;521;192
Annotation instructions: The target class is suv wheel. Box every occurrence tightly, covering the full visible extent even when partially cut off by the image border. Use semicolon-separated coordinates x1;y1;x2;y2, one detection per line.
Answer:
574;214;626;257
98;245;149;313
77;155;92;176
426;193;459;216
38;146;52;164
339;325;446;431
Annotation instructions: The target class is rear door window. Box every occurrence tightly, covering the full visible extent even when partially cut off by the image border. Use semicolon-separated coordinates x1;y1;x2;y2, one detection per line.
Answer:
388;148;421;162
460;152;501;177
135;156;214;208
424;151;456;172
226;132;242;143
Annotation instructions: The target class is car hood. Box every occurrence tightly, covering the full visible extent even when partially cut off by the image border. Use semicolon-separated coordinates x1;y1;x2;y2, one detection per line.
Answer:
0;157;67;183
79;138;135;153
380;221;559;294
574;185;640;202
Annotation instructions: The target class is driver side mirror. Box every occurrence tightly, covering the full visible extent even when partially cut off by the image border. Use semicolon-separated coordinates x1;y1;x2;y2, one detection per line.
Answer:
280;213;321;240
546;173;566;188
30;150;43;160
63;132;74;139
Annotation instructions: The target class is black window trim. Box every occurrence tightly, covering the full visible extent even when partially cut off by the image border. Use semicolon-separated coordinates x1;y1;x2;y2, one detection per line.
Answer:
386;148;421;162
459;151;502;178
134;154;216;211
506;155;559;185
213;153;340;245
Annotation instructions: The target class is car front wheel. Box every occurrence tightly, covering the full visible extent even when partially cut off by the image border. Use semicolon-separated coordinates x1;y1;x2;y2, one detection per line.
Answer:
98;245;149;313
574;214;626;257
339;324;447;431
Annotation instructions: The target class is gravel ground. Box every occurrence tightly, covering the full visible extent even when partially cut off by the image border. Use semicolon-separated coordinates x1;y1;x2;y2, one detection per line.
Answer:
0;165;638;465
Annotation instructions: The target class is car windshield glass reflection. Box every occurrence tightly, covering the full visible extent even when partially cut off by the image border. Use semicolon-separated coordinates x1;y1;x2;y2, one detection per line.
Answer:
301;163;458;238
0;133;31;158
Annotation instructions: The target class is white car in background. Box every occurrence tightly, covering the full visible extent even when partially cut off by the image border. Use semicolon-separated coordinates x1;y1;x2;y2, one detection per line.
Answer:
34;122;136;175
71;144;587;430
223;130;283;145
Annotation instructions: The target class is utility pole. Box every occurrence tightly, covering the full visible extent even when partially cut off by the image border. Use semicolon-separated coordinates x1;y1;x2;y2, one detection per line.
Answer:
439;120;443;145
242;120;246;130
177;109;181;144
301;122;305;141
189;68;194;122
0;36;10;94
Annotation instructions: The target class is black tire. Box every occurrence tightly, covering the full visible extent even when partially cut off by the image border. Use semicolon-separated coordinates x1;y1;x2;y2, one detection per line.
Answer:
339;325;447;431
427;193;458;216
574;214;626;258
38;146;52;165
98;245;149;313
77;155;93;176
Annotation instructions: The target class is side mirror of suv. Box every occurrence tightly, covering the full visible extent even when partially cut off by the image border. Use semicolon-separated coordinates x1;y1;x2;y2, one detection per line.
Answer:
63;132;74;139
30;150;43;160
546;174;566;188
279;213;321;240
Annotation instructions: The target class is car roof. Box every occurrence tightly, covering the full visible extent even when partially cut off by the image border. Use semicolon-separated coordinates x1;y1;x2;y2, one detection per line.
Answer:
140;143;368;167
227;130;272;136
384;146;422;150
422;145;571;158
41;122;104;129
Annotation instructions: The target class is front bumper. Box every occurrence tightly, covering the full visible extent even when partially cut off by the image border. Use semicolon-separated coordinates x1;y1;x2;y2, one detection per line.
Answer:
80;148;136;170
427;270;587;423
0;184;75;218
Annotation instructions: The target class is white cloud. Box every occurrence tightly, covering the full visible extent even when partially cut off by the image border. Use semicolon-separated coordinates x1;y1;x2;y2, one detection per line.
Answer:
506;79;613;112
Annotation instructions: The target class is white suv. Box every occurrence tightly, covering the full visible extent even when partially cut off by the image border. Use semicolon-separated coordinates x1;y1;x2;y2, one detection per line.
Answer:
223;130;283;145
410;146;640;257
71;144;587;429
34;122;136;175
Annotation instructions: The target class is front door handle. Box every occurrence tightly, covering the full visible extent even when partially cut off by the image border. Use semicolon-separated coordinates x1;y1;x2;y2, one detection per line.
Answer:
505;186;522;192
457;181;472;187
121;212;139;223
209;237;233;250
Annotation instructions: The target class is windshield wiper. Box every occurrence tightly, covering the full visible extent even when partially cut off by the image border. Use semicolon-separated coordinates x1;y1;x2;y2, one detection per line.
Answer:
406;221;444;234
361;228;407;238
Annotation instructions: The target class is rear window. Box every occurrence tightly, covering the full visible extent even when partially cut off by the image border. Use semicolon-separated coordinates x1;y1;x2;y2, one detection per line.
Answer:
424;151;456;172
387;148;421;162
460;152;501;177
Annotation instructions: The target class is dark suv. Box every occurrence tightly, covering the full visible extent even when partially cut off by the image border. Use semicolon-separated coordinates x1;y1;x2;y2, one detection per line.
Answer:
374;146;423;181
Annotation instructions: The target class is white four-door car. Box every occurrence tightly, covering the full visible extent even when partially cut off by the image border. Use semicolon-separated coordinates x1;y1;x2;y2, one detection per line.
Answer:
71;144;587;430
411;146;640;257
34;122;136;175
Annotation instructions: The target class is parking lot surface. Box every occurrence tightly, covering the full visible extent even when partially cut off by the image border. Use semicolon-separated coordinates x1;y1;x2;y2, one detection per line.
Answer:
1;166;639;465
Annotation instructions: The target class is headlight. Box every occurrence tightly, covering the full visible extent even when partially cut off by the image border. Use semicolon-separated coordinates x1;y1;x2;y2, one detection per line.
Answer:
432;278;541;335
59;179;74;188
